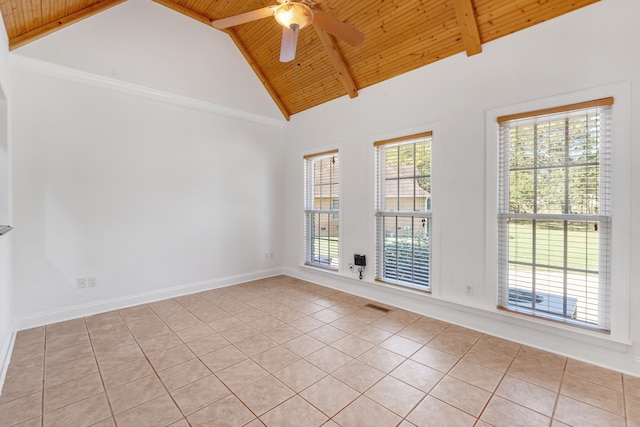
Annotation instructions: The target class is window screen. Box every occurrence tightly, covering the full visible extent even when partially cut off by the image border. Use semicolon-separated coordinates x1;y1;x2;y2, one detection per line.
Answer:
304;150;339;270
497;98;613;330
375;132;432;290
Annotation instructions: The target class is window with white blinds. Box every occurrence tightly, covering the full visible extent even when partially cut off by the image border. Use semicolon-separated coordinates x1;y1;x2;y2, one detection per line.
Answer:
497;98;613;331
375;132;432;290
304;150;339;270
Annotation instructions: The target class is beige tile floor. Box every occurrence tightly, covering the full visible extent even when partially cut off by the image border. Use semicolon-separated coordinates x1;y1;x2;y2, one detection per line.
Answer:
1;275;639;427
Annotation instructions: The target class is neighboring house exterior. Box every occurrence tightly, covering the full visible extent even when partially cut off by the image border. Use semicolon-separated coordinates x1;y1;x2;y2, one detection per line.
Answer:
312;164;431;238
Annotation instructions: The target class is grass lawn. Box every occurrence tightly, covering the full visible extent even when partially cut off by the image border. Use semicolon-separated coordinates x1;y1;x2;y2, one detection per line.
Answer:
312;224;599;275
508;220;599;272
311;237;339;259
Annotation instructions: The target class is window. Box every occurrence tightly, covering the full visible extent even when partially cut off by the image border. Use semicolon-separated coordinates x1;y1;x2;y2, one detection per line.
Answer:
375;132;432;290
304;150;339;270
497;98;613;331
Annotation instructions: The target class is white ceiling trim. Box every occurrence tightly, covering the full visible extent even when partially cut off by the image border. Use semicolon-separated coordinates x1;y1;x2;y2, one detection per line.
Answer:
11;54;287;128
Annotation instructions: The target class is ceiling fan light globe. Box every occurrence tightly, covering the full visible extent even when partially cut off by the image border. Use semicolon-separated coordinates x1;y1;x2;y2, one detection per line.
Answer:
274;2;313;30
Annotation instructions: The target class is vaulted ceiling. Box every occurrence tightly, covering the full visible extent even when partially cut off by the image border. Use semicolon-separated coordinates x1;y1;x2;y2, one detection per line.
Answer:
0;0;598;119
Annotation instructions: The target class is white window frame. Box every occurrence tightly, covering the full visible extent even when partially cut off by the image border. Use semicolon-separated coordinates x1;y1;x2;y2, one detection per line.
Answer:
374;132;433;291
304;150;340;270
498;98;613;331
486;84;631;343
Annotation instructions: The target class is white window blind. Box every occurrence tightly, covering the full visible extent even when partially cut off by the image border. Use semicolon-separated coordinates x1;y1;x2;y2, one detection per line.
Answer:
497;98;613;331
304;150;339;270
375;132;432;290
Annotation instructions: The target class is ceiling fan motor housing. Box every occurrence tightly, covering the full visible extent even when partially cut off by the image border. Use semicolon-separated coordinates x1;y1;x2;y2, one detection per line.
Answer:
274;2;314;30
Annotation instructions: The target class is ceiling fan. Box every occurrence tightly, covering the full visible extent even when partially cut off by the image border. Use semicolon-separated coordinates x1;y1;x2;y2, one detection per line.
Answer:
212;0;365;63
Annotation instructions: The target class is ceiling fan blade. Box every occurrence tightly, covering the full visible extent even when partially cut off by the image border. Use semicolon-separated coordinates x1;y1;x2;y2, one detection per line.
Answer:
312;10;364;46
280;26;299;63
212;6;275;30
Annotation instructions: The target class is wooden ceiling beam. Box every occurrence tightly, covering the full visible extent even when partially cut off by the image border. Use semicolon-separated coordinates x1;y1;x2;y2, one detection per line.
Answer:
1;0;593;116
152;0;291;121
451;0;482;56
8;0;126;50
313;25;358;99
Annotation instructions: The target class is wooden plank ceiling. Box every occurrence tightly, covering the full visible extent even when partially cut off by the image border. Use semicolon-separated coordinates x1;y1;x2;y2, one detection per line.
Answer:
0;0;599;120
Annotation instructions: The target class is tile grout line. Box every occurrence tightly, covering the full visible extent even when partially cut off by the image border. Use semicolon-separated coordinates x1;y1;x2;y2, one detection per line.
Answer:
40;319;112;426
6;277;639;427
120;303;201;425
211;292;380;424
330;316;460;424
141;317;189;424
83;316;117;427
163;296;238;425
548;355;568;426
474;339;522;426
188;322;263;423
153;293;297;425
427;329;491;424
90;312;122;426
360;315;437;425
40;325;48;426
622;374;628;427
114;307;178;424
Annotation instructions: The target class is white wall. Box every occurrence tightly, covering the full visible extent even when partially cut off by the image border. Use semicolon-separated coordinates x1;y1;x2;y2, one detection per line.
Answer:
2;0;638;381
6;0;287;328
10;66;284;326
282;0;640;375
15;0;283;122
0;13;13;393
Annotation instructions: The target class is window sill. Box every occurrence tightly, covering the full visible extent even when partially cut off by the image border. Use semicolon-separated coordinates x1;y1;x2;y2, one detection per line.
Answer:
301;262;339;274
494;304;632;348
374;278;432;295
291;264;632;352
298;264;433;295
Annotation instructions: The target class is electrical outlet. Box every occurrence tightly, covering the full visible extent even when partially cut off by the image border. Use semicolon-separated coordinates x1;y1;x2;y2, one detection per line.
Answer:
87;277;96;288
77;278;87;289
465;285;473;296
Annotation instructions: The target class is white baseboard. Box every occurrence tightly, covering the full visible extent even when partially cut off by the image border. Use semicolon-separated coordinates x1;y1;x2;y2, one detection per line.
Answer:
9;265;640;377
283;266;640;377
0;328;16;397
15;268;283;331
